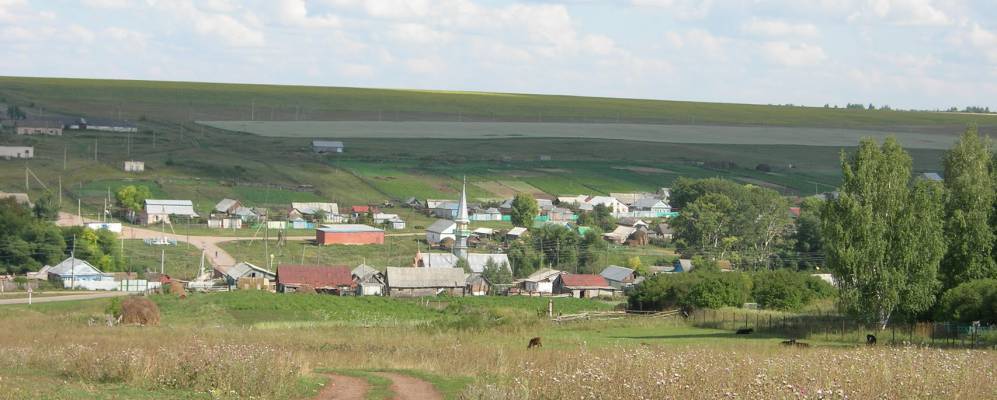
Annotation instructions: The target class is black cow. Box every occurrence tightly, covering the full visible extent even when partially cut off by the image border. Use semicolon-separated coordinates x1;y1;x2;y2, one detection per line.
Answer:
736;328;754;335
867;334;877;345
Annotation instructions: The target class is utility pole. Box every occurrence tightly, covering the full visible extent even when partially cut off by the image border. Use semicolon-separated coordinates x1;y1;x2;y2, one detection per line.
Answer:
63;145;67;170
70;235;77;290
94;138;98;161
24;167;28;191
251;99;255;121
58;176;62;207
160;248;165;274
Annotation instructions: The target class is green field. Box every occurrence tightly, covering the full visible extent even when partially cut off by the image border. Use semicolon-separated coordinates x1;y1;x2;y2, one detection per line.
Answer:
0;75;983;216
121;239;205;280
202;120;972;149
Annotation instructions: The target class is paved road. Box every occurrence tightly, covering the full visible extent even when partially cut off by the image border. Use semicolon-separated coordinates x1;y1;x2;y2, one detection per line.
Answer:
0;291;129;305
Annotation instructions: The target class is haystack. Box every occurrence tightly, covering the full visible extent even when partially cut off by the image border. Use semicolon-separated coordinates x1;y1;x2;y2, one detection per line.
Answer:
169;281;187;298
121;296;160;326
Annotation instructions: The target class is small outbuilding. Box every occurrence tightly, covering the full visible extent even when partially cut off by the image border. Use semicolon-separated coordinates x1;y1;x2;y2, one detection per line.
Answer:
554;274;617;298
0;146;33;159
519;268;564;295
312;140;344;154
599;265;637;289
425;219;456;244
124;161;145;172
352;264;385;296
385;267;466;297
316;224;385;245
224;262;276;287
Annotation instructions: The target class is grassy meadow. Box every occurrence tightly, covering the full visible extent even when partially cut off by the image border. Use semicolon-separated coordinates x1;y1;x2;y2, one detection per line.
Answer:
0;292;993;399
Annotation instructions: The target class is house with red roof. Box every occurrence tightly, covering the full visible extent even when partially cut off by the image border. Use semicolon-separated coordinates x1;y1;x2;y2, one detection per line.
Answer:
554;274;617;298
277;264;354;294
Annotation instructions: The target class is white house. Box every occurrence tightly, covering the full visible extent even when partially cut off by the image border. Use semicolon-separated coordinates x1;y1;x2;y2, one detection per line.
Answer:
124;161;144;172
0;146;33;159
557;195;629;214
47;257;114;288
520;268;564;295
414;251;512;274
426;219;456;244
289;202;342;222
141;199;198;225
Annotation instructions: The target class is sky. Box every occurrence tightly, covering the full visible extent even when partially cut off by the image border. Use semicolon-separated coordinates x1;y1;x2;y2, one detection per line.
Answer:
1;0;996;110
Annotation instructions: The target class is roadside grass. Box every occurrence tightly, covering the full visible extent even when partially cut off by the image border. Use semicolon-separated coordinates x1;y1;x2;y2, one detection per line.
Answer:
121;239;204;280
0;367;215;400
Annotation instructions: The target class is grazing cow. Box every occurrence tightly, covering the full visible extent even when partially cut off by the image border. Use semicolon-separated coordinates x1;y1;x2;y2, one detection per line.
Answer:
736;328;754;335
780;338;810;348
528;337;543;349
867;334;877;345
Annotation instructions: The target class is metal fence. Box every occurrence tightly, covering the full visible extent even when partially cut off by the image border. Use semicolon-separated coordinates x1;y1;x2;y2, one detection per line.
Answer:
686;308;997;349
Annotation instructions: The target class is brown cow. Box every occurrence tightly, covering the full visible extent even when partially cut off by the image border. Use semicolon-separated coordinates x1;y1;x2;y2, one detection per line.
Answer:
528;337;542;349
781;338;809;348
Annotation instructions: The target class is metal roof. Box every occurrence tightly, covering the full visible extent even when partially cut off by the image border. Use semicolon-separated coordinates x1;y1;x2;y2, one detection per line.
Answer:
426;219;456;233
507;227;528;236
600;265;635;282
214;198;239;213
524;268;564;282
312;140;344;147
420;252;510;273
386;267;465;288
317;224;383;233
226;262;275;279
144;199;198;216
277;264;353;287
559;274;611;288
291;202;339;215
48;257;104;276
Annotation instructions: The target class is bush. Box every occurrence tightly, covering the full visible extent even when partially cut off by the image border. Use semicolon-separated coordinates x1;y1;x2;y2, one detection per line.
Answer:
935;279;997;324
751;270;834;311
628;271;751;311
106;296;123;318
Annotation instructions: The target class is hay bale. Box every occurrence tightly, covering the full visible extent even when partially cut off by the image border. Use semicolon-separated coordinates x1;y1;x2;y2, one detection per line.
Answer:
169;281;186;298
121;296;160;326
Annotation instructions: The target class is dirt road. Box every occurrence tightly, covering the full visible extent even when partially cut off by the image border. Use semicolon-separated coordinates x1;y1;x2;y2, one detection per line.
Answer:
0;291;129;305
314;372;442;400
374;372;443;400
316;374;370;400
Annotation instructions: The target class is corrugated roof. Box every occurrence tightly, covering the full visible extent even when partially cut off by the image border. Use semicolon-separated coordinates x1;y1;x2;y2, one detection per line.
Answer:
48;257;104;276
560;274;611;288
144;199;198;216
312;140;344;147
507;227;528;236
227;262;275;279
317;224;383;233
215;198;239;213
352;264;380;279
420;252;510;273
386;267;465;288
524;268;563;282
277;264;352;287
291;202;338;215
426;219;456;233
633;197;667;209
600;265;635;282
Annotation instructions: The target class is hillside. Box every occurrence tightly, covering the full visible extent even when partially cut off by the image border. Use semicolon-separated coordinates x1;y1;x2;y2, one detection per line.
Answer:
0;76;987;216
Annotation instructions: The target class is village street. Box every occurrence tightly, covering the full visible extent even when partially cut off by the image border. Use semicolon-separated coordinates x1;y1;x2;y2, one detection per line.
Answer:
56;213;422;273
0;291;128;305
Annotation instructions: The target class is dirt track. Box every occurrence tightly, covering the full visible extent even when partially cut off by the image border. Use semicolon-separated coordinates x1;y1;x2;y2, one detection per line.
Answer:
315;372;442;400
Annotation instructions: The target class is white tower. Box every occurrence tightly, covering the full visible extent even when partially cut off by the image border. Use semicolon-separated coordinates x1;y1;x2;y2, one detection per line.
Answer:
454;176;470;259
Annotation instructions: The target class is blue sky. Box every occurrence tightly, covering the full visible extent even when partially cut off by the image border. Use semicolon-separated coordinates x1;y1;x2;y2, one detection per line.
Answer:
2;0;995;109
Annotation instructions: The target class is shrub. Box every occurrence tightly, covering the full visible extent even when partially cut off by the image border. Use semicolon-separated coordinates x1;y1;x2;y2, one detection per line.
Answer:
106;296;123;318
935;279;997;323
751;270;834;311
628;271;751;311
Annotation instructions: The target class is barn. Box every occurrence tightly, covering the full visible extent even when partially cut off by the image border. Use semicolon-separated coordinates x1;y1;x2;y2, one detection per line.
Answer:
315;224;384;245
555;274;617;298
385;267;466;297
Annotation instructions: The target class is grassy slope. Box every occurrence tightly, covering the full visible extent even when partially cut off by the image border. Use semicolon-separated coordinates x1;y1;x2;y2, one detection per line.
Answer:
2;76;995;127
0;75;966;221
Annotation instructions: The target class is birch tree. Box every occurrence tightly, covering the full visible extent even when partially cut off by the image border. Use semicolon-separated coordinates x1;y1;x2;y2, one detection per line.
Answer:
941;127;996;288
821;137;944;327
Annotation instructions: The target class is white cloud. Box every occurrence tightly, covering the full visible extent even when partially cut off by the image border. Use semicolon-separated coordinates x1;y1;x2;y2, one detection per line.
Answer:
665;29;728;59
847;0;950;26
275;0;340;28
630;0;713;19
163;2;265;47
81;0;130;8
742;18;819;37
388;23;452;45
966;23;997;63
762;42;827;67
405;57;443;74
104;27;148;50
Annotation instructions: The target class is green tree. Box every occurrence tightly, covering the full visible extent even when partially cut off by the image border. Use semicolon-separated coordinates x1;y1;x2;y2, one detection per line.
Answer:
509;193;539;227
0;198;66;273
32;193;59;220
794;197;824;269
531;224;579;272
115;185;152;220
507;239;540;277
455;258;471;273
941;127;996;288
751;269;833;311
821;137;945;327
934;279;997;323
482;257;513;285
672;193;737;258
577;227;607;273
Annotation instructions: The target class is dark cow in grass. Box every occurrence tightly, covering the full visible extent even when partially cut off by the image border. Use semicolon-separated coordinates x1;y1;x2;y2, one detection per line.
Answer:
781;338;810;348
867;334;877;345
528;337;542;349
736;328;754;335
